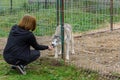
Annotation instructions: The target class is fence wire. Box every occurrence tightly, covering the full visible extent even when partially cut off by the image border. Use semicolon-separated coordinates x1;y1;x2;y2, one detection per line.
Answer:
0;0;120;80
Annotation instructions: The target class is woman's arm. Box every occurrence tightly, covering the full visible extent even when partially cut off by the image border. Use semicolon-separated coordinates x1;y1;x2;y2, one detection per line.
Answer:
28;33;49;50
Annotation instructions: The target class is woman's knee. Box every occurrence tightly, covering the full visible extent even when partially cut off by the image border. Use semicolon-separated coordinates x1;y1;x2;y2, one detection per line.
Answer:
35;50;40;57
31;50;40;57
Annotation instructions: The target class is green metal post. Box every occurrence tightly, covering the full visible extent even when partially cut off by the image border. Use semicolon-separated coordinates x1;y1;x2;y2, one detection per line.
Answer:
56;0;60;26
110;0;113;31
60;0;64;59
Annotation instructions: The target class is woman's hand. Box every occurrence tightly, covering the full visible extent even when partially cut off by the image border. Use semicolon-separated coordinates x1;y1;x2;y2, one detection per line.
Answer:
48;45;53;50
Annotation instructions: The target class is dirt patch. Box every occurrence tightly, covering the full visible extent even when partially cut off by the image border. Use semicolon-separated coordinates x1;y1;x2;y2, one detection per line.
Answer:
72;30;120;74
34;29;120;75
0;38;7;54
36;57;63;67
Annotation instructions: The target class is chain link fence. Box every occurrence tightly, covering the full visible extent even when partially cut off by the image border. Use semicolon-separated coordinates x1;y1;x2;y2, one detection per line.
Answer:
0;0;120;80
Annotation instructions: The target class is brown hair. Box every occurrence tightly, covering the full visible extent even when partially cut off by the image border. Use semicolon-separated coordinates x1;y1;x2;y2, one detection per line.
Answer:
18;14;36;31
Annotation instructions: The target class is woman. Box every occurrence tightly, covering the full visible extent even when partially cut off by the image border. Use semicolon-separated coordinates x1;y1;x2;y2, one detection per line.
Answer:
3;14;53;75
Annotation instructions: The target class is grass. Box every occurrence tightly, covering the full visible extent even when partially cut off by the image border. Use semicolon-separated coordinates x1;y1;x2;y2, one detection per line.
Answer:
0;54;107;80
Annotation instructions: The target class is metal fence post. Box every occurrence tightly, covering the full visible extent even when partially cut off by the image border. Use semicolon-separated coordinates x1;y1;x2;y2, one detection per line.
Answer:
60;0;64;60
56;0;60;26
10;0;12;13
110;0;113;31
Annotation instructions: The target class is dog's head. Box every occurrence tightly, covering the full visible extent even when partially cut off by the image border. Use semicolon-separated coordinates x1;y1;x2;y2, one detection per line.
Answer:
51;35;61;47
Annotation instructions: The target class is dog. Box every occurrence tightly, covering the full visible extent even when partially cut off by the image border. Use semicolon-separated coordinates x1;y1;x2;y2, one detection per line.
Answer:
51;23;75;60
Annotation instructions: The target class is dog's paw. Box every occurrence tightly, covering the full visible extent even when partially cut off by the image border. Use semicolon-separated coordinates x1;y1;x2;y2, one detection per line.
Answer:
58;51;61;55
54;55;58;59
66;56;69;60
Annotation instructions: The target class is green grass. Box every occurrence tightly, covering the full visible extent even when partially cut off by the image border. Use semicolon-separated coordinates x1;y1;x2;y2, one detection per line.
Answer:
0;54;106;80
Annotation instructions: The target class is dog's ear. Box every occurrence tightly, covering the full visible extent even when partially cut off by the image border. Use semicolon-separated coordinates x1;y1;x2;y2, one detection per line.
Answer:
52;35;56;39
53;35;59;38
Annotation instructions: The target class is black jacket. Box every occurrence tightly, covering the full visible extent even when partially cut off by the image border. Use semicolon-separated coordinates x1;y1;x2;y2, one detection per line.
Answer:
3;25;48;61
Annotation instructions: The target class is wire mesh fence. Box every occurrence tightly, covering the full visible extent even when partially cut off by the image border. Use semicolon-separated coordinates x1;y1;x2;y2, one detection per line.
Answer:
0;0;120;36
1;0;120;36
0;0;120;80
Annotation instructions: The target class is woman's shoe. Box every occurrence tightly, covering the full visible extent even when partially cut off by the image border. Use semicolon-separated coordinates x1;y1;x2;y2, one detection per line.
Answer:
16;65;26;75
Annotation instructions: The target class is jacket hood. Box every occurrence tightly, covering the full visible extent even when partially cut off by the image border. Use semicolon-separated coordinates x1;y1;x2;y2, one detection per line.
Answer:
11;25;30;36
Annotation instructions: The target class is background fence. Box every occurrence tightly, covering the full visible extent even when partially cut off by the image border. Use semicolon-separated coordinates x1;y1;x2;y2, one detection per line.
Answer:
1;0;120;80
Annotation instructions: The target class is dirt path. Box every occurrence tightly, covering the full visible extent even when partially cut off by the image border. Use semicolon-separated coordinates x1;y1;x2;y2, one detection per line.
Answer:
72;30;120;74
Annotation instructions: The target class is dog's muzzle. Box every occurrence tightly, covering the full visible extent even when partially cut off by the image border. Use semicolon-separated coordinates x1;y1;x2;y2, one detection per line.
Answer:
51;44;56;48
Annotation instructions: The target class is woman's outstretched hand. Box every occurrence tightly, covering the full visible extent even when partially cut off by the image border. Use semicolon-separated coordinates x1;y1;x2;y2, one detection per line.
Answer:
48;45;54;50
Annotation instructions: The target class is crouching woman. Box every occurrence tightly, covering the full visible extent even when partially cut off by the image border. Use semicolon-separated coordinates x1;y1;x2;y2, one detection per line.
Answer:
3;14;53;75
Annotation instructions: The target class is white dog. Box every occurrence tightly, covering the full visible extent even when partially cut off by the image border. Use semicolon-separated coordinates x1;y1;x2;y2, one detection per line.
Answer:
51;23;75;60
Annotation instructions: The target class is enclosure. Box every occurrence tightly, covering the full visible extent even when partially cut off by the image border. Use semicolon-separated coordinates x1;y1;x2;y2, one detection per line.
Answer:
1;0;120;80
